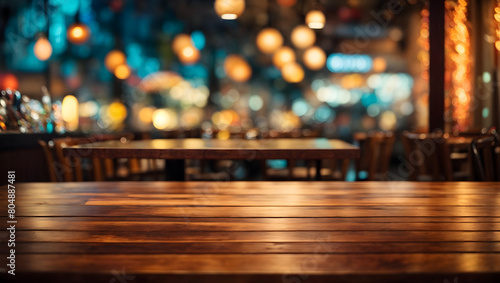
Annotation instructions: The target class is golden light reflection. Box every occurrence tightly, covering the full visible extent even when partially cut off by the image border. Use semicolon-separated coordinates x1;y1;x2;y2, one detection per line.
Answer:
445;0;471;132
61;95;79;131
495;1;500;51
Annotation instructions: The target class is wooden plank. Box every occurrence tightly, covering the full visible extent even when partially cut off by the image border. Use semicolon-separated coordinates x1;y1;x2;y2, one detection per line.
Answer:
82;196;500;206
9;181;500;195
12;242;500;254
15;205;500;217
13;218;500;232
14;231;500;243
16;254;500;274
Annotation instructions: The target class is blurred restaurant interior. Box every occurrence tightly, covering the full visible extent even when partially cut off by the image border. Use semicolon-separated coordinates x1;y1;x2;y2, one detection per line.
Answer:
1;0;500;282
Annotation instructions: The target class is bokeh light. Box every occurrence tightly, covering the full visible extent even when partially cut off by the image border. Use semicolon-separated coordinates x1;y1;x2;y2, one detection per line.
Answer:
256;28;283;54
114;64;131;79
281;62;304;83
105;50;126;72
214;0;245;20
33;36;53;61
272;46;296;69
303;46;326;70
291;25;315;49
305;10;325;29
224;54;252;82
67;23;91;45
61;95;79;131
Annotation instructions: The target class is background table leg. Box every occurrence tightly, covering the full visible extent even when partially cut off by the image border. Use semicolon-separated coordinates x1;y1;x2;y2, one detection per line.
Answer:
165;159;185;181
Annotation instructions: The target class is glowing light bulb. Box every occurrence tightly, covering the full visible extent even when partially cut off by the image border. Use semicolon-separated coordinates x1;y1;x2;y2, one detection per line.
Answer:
34;36;52;61
67;23;91;45
105;50;126;72
214;0;245;20
272;46;296;69
291;25;316;49
256;28;283;54
114;64;131;79
281;62;304;83
305;10;325;29
224;54;252;82
302;46;326;70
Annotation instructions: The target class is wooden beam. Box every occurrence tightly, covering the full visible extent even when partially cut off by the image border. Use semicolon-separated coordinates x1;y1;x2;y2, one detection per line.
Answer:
429;0;445;131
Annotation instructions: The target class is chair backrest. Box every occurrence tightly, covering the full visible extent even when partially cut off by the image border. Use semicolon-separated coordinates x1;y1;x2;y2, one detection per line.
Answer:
402;132;453;181
52;133;134;182
354;131;395;181
37;140;59;182
471;135;496;181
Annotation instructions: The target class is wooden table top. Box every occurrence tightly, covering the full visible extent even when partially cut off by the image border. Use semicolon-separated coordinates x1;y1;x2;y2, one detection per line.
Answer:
2;181;500;282
63;138;360;160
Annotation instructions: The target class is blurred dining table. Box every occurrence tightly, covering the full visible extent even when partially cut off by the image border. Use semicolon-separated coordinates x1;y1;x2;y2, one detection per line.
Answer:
63;138;360;181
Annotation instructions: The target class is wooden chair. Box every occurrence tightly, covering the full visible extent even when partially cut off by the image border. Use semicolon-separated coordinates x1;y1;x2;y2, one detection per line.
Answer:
37;140;60;182
471;135;497;181
52;133;134;182
354;132;395;181
402;132;455;181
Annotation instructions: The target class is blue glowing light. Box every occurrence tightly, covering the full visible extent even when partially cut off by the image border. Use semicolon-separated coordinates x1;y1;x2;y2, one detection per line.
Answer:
62;0;79;16
315;105;335;123
326;53;373;73
292;99;309;117
137;58;160;78
191;31;205;50
49;22;67;55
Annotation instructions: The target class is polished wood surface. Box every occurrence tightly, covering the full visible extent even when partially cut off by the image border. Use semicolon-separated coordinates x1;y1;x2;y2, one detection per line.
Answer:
1;181;500;282
63;138;360;160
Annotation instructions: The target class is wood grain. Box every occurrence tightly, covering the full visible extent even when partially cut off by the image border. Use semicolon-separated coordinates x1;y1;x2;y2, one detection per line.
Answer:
2;181;500;283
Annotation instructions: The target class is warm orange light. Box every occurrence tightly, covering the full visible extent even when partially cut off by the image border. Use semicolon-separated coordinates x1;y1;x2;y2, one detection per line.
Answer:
107;101;128;122
67;23;91;45
105;50;126;72
256;28;283;54
224;54;252;82
302;46;326;70
178;45;200;65
1;74;19;90
372;57;387;72
33;36;52;61
139;107;155;124
281;62;304;83
172;34;193;55
291;25;315;49
272;46;296;69
61;95;79;131
114;64;131;79
305;10;326;29
277;0;297;7
446;0;471;132
214;0;245;20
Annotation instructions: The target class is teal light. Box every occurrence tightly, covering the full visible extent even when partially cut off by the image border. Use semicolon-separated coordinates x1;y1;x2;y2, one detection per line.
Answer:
191;31;205;50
